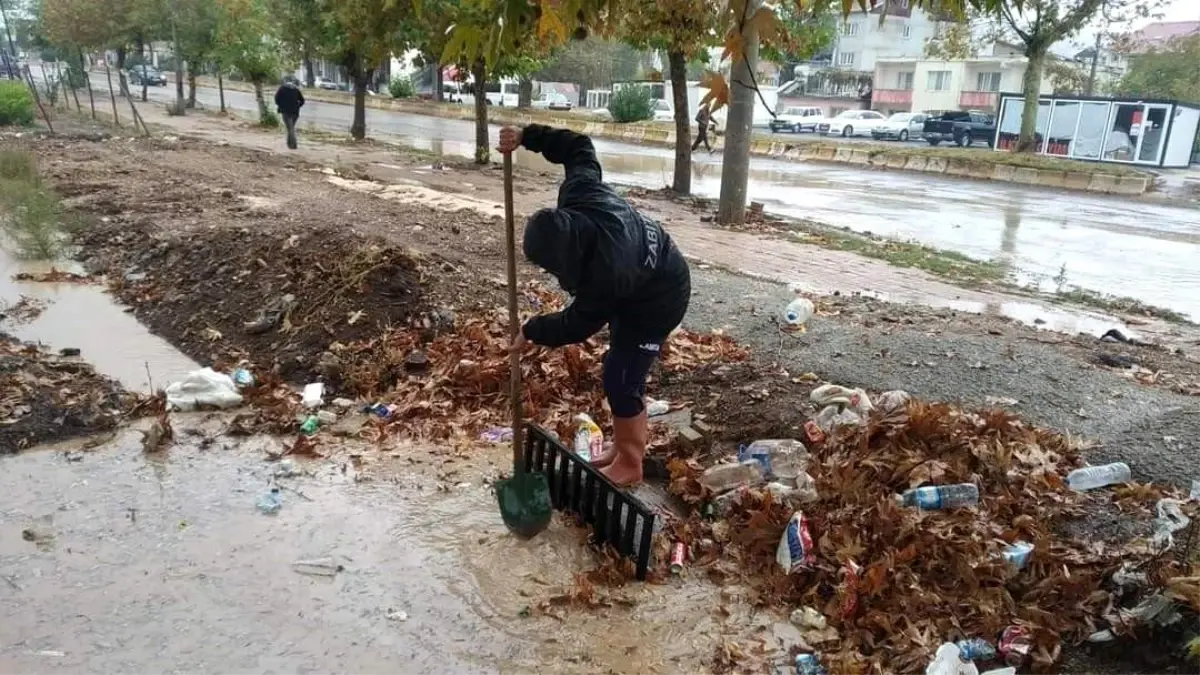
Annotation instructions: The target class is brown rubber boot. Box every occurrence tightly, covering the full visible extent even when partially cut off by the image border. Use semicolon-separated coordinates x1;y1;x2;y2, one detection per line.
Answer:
600;411;648;487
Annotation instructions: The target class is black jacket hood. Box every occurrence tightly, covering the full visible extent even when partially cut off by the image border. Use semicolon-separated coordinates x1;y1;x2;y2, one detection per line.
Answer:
523;207;594;294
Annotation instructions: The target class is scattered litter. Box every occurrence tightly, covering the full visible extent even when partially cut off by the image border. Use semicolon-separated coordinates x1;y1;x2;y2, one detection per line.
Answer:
956;638;997;662
1120;593;1183;628
897;483;980;510
646;398;671;417
140;416;173;452
875;389;910;412
316;409;338;425
58;347;81;357
292;557;343;577
480;426;513;443
790;606;827;631
984;396;1019;407
670;542;687;573
1111;562;1148;588
700;460;765;495
737;439;810;483
794;653;827;675
1001;541;1034;570
386;609;409;621
572;413;603;462
300;416;320;436
776;511;815;574
784;297;815;328
231;368;254;387
367;402;395;419
274;459;299;478
997;626;1032;667
925;643;977;675
256;487;283;514
333;397;356;409
810;384;873;415
302;382;325;408
243;293;295;334
1066;462;1131;491
1191;479;1199;501
165;368;243;411
1151;499;1190;550
32;650;66;658
64;450;84;462
813;404;864;433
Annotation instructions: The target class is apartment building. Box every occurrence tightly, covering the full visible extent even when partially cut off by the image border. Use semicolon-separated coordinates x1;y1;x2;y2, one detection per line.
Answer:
873;42;1054;115
777;0;943;116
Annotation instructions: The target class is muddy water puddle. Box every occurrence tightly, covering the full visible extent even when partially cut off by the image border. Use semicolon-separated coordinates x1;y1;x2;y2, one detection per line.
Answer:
0;420;771;673
0;248;197;390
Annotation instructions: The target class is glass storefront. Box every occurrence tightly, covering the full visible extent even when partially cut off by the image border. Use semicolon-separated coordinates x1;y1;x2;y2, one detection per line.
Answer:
993;94;1199;168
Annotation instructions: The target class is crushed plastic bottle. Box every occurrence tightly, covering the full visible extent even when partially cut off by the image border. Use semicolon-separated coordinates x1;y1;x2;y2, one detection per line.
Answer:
898;484;980;510
925;643;978;675
257;487;283;514
1066;462;1131;491
739;439;811;482
645;399;671;417
1002;541;1034;570
300;415;320;436
794;653;827;675
956;638;997;662
231;368;254;387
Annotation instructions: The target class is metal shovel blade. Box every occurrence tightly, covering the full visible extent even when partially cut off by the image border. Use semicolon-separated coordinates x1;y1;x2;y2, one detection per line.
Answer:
495;469;552;539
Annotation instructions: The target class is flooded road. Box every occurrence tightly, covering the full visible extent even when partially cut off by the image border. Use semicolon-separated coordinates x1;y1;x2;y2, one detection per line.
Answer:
147;85;1200;322
0;420;772;673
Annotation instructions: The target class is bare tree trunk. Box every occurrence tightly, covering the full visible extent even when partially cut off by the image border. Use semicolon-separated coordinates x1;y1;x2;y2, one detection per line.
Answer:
105;61;121;126
303;46;315;88
171;0;185;112
253;79;269;121
517;76;532;109
187;66;197;108
433;62;444;102
668;50;691;196
351;73;368;140
80;49;96;119
218;71;226;112
1016;47;1047;153
717;0;761;226
472;58;489;164
1085;32;1101;96
141;45;149;101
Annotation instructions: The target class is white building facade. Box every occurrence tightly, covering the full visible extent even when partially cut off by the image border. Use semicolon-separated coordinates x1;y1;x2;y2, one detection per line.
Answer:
873;43;1055;115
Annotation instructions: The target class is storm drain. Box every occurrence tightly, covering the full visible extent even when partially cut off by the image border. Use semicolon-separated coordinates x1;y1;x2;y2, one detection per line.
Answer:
524;424;658;580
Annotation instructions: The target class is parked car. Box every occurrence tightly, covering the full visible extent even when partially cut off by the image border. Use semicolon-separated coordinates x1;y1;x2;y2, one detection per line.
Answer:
533;92;573;111
127;65;167;87
922;110;996;147
769;106;823;133
871;112;929;142
313;77;344;91
817;110;887;138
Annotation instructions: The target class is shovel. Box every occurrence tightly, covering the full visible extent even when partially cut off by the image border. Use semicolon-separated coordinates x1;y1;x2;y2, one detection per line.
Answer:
494;149;552;539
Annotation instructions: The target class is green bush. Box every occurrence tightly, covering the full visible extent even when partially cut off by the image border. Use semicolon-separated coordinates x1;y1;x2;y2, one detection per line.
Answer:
389;78;415;99
0;154;74;261
0;81;35;126
259;107;280;128
607;85;654;123
0;150;38;182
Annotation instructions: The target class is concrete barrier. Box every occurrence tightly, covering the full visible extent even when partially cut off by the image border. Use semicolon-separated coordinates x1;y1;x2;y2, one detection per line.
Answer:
1088;174;1119;193
924;157;948;173
848;149;871;165
991;165;1017;182
1012;167;1040;185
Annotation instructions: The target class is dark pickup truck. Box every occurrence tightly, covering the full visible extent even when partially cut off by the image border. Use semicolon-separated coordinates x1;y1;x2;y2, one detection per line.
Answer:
922;110;996;148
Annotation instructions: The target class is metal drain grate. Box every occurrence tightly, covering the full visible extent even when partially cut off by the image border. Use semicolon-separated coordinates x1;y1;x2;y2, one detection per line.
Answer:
524;424;658;580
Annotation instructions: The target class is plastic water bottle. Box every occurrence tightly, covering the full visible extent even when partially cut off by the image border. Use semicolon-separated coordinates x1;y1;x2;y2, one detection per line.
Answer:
1066;463;1131;491
898;484;980;510
1002;541;1034;570
257;487;283;514
794;653;827;675
784;298;813;326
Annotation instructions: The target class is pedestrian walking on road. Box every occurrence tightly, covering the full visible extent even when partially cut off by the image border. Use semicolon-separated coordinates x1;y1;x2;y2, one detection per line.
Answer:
692;105;713;153
274;76;305;149
498;124;691;487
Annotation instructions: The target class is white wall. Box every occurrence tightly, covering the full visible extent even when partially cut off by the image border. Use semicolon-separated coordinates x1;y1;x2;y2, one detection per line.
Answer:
832;9;939;72
911;60;966;111
1164;106;1199;168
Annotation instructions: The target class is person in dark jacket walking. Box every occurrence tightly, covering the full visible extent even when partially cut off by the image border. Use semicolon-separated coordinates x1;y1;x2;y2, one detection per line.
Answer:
692;105;712;153
274;77;305;149
499;124;691;487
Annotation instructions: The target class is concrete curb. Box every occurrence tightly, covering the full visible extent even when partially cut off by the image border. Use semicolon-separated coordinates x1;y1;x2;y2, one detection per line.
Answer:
187;75;1154;196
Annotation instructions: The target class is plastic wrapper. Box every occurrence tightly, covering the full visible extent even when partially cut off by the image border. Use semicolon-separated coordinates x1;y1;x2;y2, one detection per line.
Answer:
776;511;815;574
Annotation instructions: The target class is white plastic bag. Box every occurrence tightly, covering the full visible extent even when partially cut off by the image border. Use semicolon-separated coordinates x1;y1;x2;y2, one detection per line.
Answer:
925;644;978;675
165;368;243;411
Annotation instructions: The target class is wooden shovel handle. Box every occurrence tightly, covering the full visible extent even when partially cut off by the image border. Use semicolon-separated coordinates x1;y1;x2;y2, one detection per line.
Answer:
503;152;525;472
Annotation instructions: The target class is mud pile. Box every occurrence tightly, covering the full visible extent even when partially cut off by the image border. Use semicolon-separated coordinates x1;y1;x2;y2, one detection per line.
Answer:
78;223;429;386
0;334;129;451
664;396;1199;674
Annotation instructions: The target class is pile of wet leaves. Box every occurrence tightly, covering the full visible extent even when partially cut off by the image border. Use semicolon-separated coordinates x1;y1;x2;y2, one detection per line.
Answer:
665;398;1199;674
0;334;130;451
77;223;429;385
347;283;749;440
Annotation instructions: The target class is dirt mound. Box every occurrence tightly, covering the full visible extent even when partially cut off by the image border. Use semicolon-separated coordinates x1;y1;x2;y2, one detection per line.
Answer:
0;334;129;451
78;223;429;386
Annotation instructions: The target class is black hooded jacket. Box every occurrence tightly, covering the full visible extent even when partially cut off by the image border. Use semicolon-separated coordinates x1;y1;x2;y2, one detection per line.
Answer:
274;83;305;116
519;125;691;348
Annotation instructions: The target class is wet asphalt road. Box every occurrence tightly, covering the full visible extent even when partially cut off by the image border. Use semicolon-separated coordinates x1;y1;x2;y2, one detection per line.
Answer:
135;85;1200;322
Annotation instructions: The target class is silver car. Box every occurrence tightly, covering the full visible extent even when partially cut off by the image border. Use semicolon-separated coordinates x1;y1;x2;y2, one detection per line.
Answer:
871;112;929;142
